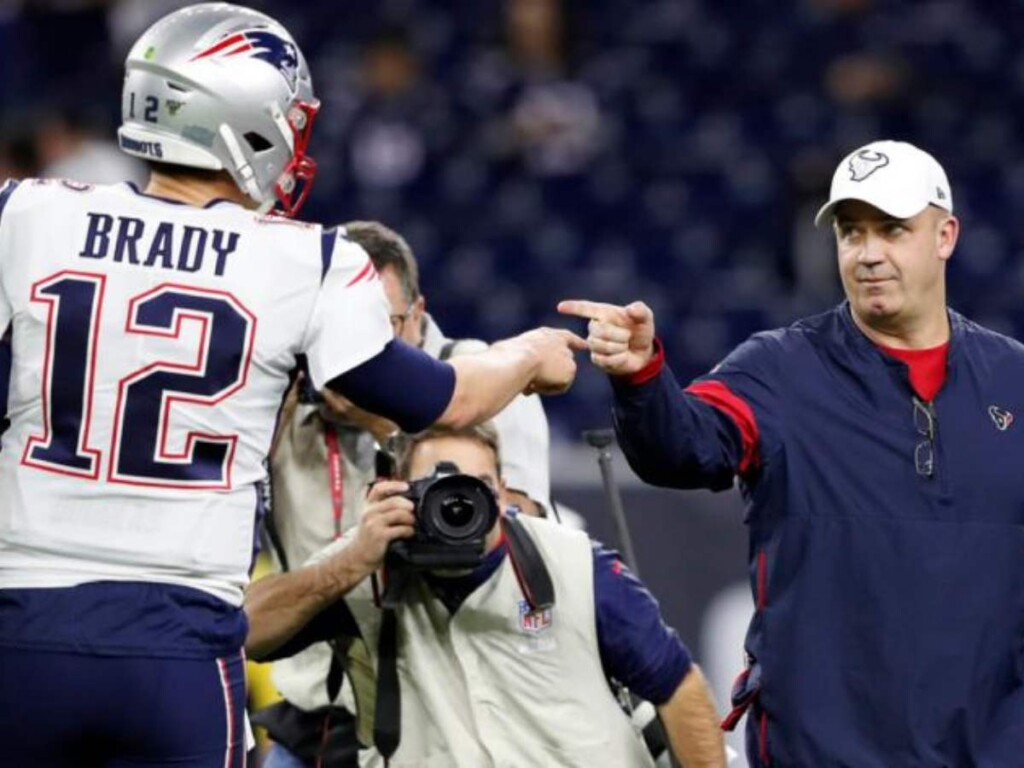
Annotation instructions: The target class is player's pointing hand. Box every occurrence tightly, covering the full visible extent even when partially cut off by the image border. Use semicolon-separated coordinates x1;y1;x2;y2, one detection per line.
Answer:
509;327;587;395
558;299;656;376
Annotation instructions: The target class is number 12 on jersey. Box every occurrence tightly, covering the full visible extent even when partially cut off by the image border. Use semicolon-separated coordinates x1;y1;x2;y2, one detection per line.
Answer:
22;270;256;490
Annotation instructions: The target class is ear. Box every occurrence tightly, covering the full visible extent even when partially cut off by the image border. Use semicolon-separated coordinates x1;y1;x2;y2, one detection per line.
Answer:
496;477;510;509
937;214;959;262
413;294;426;318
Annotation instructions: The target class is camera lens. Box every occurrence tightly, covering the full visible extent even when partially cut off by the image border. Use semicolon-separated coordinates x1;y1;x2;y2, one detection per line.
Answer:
439;493;475;531
416;472;498;548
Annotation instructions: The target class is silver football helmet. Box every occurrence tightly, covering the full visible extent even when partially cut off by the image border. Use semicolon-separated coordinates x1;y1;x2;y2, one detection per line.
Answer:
118;3;319;216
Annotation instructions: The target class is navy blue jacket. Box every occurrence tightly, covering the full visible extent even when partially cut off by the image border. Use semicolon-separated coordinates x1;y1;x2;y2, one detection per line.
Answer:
612;303;1024;768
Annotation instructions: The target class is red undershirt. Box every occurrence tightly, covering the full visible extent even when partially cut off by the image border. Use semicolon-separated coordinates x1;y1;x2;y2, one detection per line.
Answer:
876;341;949;402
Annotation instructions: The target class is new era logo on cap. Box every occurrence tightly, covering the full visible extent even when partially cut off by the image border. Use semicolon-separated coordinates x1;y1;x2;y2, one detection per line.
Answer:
815;140;953;227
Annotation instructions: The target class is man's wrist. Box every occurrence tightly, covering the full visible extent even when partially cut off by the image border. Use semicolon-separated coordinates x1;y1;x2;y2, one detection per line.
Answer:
494;336;540;374
500;334;545;386
620;337;665;386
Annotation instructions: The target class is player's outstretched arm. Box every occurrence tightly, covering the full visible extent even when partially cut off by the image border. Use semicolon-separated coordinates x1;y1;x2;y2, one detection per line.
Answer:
557;299;656;376
439;327;585;428
658;664;728;768
325;328;585;435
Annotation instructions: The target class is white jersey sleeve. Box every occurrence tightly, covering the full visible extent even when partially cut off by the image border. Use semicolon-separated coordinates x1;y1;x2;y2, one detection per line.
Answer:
0;179;18;334
301;231;393;390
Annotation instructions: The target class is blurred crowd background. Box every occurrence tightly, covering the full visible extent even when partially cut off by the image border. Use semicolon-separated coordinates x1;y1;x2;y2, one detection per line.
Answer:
5;0;1024;440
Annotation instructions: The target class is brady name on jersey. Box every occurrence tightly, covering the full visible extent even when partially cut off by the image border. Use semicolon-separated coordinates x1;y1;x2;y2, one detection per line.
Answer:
78;205;241;277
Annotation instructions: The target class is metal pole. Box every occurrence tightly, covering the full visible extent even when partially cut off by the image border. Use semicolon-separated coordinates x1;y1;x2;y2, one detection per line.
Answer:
582;428;641;578
584;429;681;765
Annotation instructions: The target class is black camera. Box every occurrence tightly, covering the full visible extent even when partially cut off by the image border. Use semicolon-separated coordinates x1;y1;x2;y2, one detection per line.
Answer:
387;460;499;571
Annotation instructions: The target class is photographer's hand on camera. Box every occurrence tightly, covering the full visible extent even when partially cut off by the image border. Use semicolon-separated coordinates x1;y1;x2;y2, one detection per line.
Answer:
349;480;417;576
242;482;420;659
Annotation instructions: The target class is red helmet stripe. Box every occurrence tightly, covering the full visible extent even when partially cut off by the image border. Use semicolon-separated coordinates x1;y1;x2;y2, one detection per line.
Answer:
190;32;247;60
223;42;254;57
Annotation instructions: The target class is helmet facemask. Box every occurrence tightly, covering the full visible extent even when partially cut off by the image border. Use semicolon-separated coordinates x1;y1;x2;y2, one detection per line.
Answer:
272;99;319;218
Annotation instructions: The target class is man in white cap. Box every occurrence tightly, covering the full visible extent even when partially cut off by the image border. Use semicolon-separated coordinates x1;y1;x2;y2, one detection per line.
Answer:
559;140;1024;766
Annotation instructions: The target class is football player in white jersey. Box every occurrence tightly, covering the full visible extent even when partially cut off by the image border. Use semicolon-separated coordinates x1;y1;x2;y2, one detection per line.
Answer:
0;5;582;767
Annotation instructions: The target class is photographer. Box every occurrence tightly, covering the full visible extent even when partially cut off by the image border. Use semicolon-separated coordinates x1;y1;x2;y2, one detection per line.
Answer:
261;221;552;766
246;424;726;768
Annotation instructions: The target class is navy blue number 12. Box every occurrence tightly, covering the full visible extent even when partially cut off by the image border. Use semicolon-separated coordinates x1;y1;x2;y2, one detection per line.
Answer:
23;272;106;478
23;274;255;489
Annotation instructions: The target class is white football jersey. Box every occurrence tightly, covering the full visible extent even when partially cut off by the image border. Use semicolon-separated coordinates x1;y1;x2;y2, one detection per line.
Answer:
0;179;392;605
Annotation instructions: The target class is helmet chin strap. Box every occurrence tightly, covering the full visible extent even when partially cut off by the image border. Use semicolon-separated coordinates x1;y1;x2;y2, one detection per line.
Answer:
256;197;277;215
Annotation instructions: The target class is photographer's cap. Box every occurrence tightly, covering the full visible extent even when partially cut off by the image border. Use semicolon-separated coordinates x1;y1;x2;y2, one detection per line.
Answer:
814;140;953;228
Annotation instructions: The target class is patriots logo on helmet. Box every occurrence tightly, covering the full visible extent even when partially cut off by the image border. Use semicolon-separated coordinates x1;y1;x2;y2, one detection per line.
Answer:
191;29;299;91
848;149;890;182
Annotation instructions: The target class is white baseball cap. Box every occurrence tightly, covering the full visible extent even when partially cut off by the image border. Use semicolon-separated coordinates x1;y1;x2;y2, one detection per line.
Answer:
814;140;953;228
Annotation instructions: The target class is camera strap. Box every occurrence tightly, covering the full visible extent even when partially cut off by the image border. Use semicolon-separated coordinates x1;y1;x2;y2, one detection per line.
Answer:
372;516;554;763
373;607;401;763
501;515;555;611
373;549;416;762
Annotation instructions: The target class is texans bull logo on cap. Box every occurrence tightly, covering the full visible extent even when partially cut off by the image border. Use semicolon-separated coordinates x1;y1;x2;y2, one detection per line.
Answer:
848;149;890;182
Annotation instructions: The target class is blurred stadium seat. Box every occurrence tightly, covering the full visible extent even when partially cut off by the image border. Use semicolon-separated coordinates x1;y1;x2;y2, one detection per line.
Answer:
3;0;1023;438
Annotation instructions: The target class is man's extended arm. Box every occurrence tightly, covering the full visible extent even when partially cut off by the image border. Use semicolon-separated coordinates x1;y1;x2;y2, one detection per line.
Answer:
327;329;585;435
658;665;727;768
441;330;580;427
559;299;745;490
610;353;743;490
